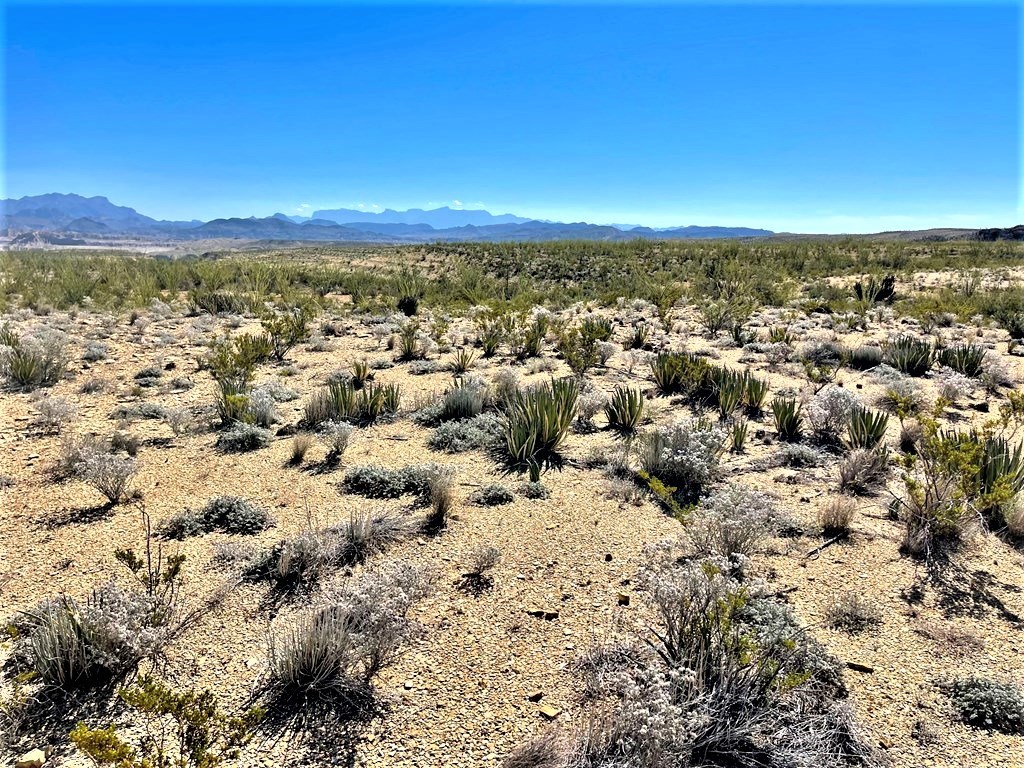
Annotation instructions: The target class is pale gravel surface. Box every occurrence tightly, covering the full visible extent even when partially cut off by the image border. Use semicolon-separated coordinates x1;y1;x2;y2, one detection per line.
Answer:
1;288;1023;767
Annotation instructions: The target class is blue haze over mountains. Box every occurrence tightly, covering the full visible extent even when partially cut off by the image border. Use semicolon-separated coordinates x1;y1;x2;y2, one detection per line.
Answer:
1;193;774;242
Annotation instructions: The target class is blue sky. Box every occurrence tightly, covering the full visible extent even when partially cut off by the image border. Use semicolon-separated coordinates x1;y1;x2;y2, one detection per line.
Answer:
3;1;1019;232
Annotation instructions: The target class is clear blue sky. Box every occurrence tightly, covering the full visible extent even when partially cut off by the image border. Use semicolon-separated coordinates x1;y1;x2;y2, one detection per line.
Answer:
3;1;1019;232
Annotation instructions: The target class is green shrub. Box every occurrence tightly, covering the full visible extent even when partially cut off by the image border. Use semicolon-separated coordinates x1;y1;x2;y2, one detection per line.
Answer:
0;330;68;389
395;268;425;316
838;447;889;495
262;304;316;362
942;678;1024;734
884;335;933;377
604;386;644;436
845;345;883;370
771;397;803;442
494;378;578;481
846;406;889;450
216;423;272;452
70;675;262;768
305;380;401;426
473;483;514;506
427;414;502;453
638;418;726;503
936;343;986;378
742;374;769;413
163;496;271;539
341;464;442;501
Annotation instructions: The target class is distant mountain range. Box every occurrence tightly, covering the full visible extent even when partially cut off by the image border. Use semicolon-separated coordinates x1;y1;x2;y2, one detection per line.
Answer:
1;193;776;243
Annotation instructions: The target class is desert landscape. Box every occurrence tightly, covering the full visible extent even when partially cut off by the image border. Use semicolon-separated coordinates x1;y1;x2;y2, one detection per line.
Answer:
1;239;1023;767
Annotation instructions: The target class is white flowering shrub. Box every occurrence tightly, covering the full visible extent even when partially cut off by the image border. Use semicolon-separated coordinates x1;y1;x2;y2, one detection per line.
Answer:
268;561;433;708
639;418;726;501
689;482;781;561
806;385;858;442
78;450;139;504
933;366;974;403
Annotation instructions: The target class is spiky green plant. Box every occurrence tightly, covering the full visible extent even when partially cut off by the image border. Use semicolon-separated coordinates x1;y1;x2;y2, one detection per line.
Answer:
495;378;579;481
846;406;889;450
450;348;478;375
743;374;769;414
350;359;372;389
845;345;883;371
625;323;650;350
395;268;425;316
397;321;422;361
730;418;748;453
772;397;803;442
476;319;504;357
604;386;644;437
884;335;933;377
936;343;986;378
715;369;745;420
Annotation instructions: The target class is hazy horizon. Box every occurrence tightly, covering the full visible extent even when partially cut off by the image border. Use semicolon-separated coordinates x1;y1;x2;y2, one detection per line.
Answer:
4;1;1019;234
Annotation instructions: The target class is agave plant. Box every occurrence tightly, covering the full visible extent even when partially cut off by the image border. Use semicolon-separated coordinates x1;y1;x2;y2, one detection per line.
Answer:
730;418;748;453
652;353;686;395
936;343;986;378
846;406;889;450
853;274;895;306
772;397;803;442
476;318;504;357
625;323;650;350
394;268;425;316
976;435;1024;521
350;359;372;390
604;386;644;437
450;348;478;375
495;378;579;481
397;321;423;361
742;374;769;414
714;369;746;420
884;335;933;377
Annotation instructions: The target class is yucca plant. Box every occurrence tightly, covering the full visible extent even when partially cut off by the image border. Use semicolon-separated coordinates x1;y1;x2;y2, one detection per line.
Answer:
772;397;803;442
936;343;986;378
604;386;644;437
350;359;372;390
715;369;745;420
767;326;793;344
450;348;477;375
495;378;579;481
730;418;748;453
884;335;933;377
477;319;503;357
977;435;1024;522
395;268;425;316
397;321;422;361
742;374;769;414
625;323;650;350
652;353;685;395
853;274;895;306
846;406;889;450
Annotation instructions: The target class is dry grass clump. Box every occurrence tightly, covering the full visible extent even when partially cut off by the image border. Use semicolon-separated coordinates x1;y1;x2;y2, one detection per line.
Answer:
838;448;888;495
818;495;857;535
824;592;882;634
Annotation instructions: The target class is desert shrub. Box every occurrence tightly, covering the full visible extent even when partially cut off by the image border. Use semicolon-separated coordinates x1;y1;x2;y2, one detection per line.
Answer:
845;345;882;370
936;343;986;378
853;274;895;305
518;480;550;499
651;351;715;399
110;401;169;421
494;377;578;481
825;592;882;633
273;512;412;587
246;387;279;428
394;268;425;315
574;389;607;433
424;472;455;531
83;342;110;362
838;448;888;495
427;414;502;453
941;678;1024;734
884;335;933;377
320;421;354;465
818;495;857;535
742;373;769;413
267;561;432;708
778;442;828;468
638;418;726;503
21;521;189;687
900;419;923;454
289;433;314;467
70;675;262;768
449;348;477;374
163;496;270;539
262;304;316;362
439;378;487;422
806;386;857;444
304;380;401;427
216;422;272;452
473;483;514;506
801;340;844;367
110;431;141;457
569;546;871;768
134;365;163;387
75;446;139;505
846;405;889;450
0;329;68;390
341;463;442;501
689;482;781;562
771;397;803;442
30;395;77;433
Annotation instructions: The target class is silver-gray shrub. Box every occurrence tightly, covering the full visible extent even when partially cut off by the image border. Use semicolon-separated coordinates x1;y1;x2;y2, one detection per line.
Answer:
689;482;781;561
267;561;433;703
638;418;726;499
806;385;858;443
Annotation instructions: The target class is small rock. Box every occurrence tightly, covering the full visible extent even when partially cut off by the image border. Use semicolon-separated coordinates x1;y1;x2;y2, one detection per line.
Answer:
16;748;47;768
846;661;874;674
604;553;613;562
538;704;561;720
527;691;544;702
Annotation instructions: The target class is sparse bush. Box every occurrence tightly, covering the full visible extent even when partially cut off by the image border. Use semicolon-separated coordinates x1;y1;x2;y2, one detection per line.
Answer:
267;561;432;707
163;496;270;539
70;675;262;768
638;418;726;503
818;495;857;534
846;345;882;370
427;414;502;453
320;421;354;466
942;678;1024;734
424;471;455;531
825;592;882;633
290;434;314;466
83;342;109;362
0;329;68;389
466;545;501;577
838;447;888;495
216;422;272;452
473;483;514;506
778;442;828;468
689;482;781;562
30;395;77;433
519;480;550;499
262;304;316;362
163;407;192;436
77;448;139;505
806;386;857;444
